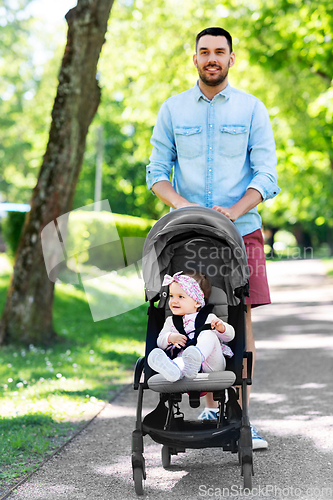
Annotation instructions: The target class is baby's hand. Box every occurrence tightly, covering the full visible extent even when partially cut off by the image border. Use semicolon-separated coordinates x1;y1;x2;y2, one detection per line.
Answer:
211;318;226;333
168;332;187;349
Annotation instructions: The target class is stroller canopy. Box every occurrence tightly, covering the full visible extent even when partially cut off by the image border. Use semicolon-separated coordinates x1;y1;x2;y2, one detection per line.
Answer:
142;207;249;306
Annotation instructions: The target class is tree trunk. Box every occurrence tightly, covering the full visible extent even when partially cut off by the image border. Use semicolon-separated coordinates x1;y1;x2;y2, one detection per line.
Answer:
292;225;313;256
0;0;114;345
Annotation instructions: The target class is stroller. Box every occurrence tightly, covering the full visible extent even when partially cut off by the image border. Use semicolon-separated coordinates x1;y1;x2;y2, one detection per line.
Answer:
132;207;254;495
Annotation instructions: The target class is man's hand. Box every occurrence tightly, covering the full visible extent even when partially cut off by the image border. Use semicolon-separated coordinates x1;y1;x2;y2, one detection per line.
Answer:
168;332;187;349
213;205;237;221
213;188;263;221
152;181;199;209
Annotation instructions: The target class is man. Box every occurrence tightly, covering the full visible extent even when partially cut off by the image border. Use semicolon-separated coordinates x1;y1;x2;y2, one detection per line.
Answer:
146;27;280;450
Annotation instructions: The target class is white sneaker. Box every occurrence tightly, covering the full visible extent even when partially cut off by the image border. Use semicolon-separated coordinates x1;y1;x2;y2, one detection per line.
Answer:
197;408;219;420
148;348;181;382
251;424;268;450
182;346;202;379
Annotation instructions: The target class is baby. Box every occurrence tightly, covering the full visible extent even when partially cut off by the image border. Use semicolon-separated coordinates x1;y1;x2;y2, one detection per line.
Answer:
148;271;235;382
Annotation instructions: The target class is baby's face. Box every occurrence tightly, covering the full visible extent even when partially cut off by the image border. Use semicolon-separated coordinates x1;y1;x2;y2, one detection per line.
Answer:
168;282;200;315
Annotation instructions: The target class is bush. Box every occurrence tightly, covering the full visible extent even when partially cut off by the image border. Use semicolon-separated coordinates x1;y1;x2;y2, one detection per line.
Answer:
1;211;27;256
1;208;157;270
58;210;156;272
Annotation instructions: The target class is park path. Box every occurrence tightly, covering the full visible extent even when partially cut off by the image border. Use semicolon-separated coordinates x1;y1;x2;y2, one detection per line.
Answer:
5;259;333;500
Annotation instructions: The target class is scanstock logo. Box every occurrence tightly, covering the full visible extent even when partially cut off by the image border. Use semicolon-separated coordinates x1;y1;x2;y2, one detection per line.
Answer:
41;200;155;321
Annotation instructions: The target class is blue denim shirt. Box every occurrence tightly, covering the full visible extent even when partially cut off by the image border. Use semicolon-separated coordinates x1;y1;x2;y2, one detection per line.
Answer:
146;82;280;236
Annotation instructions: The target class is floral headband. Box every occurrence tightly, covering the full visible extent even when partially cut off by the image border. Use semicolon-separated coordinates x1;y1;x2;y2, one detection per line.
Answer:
162;271;205;308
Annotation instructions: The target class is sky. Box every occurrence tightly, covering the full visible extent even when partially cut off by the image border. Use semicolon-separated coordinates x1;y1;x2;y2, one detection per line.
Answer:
22;0;78;66
25;0;77;28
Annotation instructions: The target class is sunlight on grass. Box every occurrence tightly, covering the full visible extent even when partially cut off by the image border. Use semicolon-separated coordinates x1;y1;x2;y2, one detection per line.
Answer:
79;263;145;321
0;254;12;275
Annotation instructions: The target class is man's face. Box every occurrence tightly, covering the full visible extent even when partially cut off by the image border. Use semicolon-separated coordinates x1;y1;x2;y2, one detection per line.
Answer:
193;35;235;87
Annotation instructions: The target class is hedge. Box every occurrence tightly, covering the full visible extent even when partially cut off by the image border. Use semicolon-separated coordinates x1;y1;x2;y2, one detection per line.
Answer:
1;211;27;256
63;210;156;271
1;209;157;271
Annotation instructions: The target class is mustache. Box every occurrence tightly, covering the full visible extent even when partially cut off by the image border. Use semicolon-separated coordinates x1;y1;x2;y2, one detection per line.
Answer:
204;64;222;69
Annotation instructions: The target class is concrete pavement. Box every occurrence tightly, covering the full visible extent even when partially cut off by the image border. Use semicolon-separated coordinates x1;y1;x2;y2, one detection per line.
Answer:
5;259;333;500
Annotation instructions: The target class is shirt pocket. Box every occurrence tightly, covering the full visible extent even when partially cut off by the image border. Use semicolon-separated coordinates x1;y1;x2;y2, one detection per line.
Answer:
219;125;248;157
174;126;203;159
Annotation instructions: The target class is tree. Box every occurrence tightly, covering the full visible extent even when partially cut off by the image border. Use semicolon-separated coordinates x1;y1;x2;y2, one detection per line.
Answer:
0;0;114;345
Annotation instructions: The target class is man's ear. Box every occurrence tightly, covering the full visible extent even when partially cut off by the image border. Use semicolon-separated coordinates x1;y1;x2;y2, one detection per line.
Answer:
193;53;198;68
229;52;235;68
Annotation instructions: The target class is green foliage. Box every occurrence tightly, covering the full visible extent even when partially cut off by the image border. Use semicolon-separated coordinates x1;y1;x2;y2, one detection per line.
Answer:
1;211;27;256
60;209;156;270
73;111;164;219
113;211;156;237
232;0;333;249
1;208;156;269
0;413;76;488
1;0;333;249
0;0;62;204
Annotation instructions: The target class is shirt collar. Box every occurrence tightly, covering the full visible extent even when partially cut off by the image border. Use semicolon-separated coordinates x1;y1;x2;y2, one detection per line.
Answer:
194;80;232;102
183;312;197;320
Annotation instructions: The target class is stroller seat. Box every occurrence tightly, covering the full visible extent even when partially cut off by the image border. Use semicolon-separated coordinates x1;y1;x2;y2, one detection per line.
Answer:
148;370;236;393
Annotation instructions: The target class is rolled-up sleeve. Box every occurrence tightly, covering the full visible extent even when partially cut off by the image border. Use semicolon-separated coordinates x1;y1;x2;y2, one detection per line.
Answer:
146;101;177;191
247;100;281;201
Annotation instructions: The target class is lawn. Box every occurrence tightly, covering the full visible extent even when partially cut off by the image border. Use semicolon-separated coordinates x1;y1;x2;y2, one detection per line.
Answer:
0;254;147;495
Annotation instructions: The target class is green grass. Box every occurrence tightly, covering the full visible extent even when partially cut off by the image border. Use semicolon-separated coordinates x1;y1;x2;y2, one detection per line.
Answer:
0;254;147;493
0;413;77;486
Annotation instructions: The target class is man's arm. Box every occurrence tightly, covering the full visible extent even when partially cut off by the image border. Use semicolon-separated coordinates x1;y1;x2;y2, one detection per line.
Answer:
152;180;199;209
213;188;263;221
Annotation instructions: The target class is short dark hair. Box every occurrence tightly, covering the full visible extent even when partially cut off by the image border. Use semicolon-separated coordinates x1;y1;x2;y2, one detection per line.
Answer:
196;27;233;54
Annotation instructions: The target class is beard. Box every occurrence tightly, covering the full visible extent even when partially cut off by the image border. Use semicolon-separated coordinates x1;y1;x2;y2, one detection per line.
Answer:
197;63;229;87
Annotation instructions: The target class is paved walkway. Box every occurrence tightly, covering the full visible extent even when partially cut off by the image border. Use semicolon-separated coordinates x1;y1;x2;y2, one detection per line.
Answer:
5;259;333;500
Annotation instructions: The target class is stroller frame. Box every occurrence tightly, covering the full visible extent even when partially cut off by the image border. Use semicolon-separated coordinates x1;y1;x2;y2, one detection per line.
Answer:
131;208;254;495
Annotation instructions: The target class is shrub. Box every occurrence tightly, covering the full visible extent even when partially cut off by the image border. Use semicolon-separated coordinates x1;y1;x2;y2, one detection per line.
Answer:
58;210;156;272
1;208;157;270
1;211;27;256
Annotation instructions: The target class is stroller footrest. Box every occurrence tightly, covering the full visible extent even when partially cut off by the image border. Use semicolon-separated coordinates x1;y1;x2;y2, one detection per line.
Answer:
148;371;236;393
144;420;241;449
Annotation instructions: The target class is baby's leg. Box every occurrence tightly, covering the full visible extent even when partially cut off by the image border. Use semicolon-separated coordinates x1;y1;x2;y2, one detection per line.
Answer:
196;330;226;373
148;348;182;382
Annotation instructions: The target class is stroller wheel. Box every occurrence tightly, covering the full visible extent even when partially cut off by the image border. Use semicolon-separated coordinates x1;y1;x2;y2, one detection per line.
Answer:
161;445;171;468
242;462;252;490
133;467;144;496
